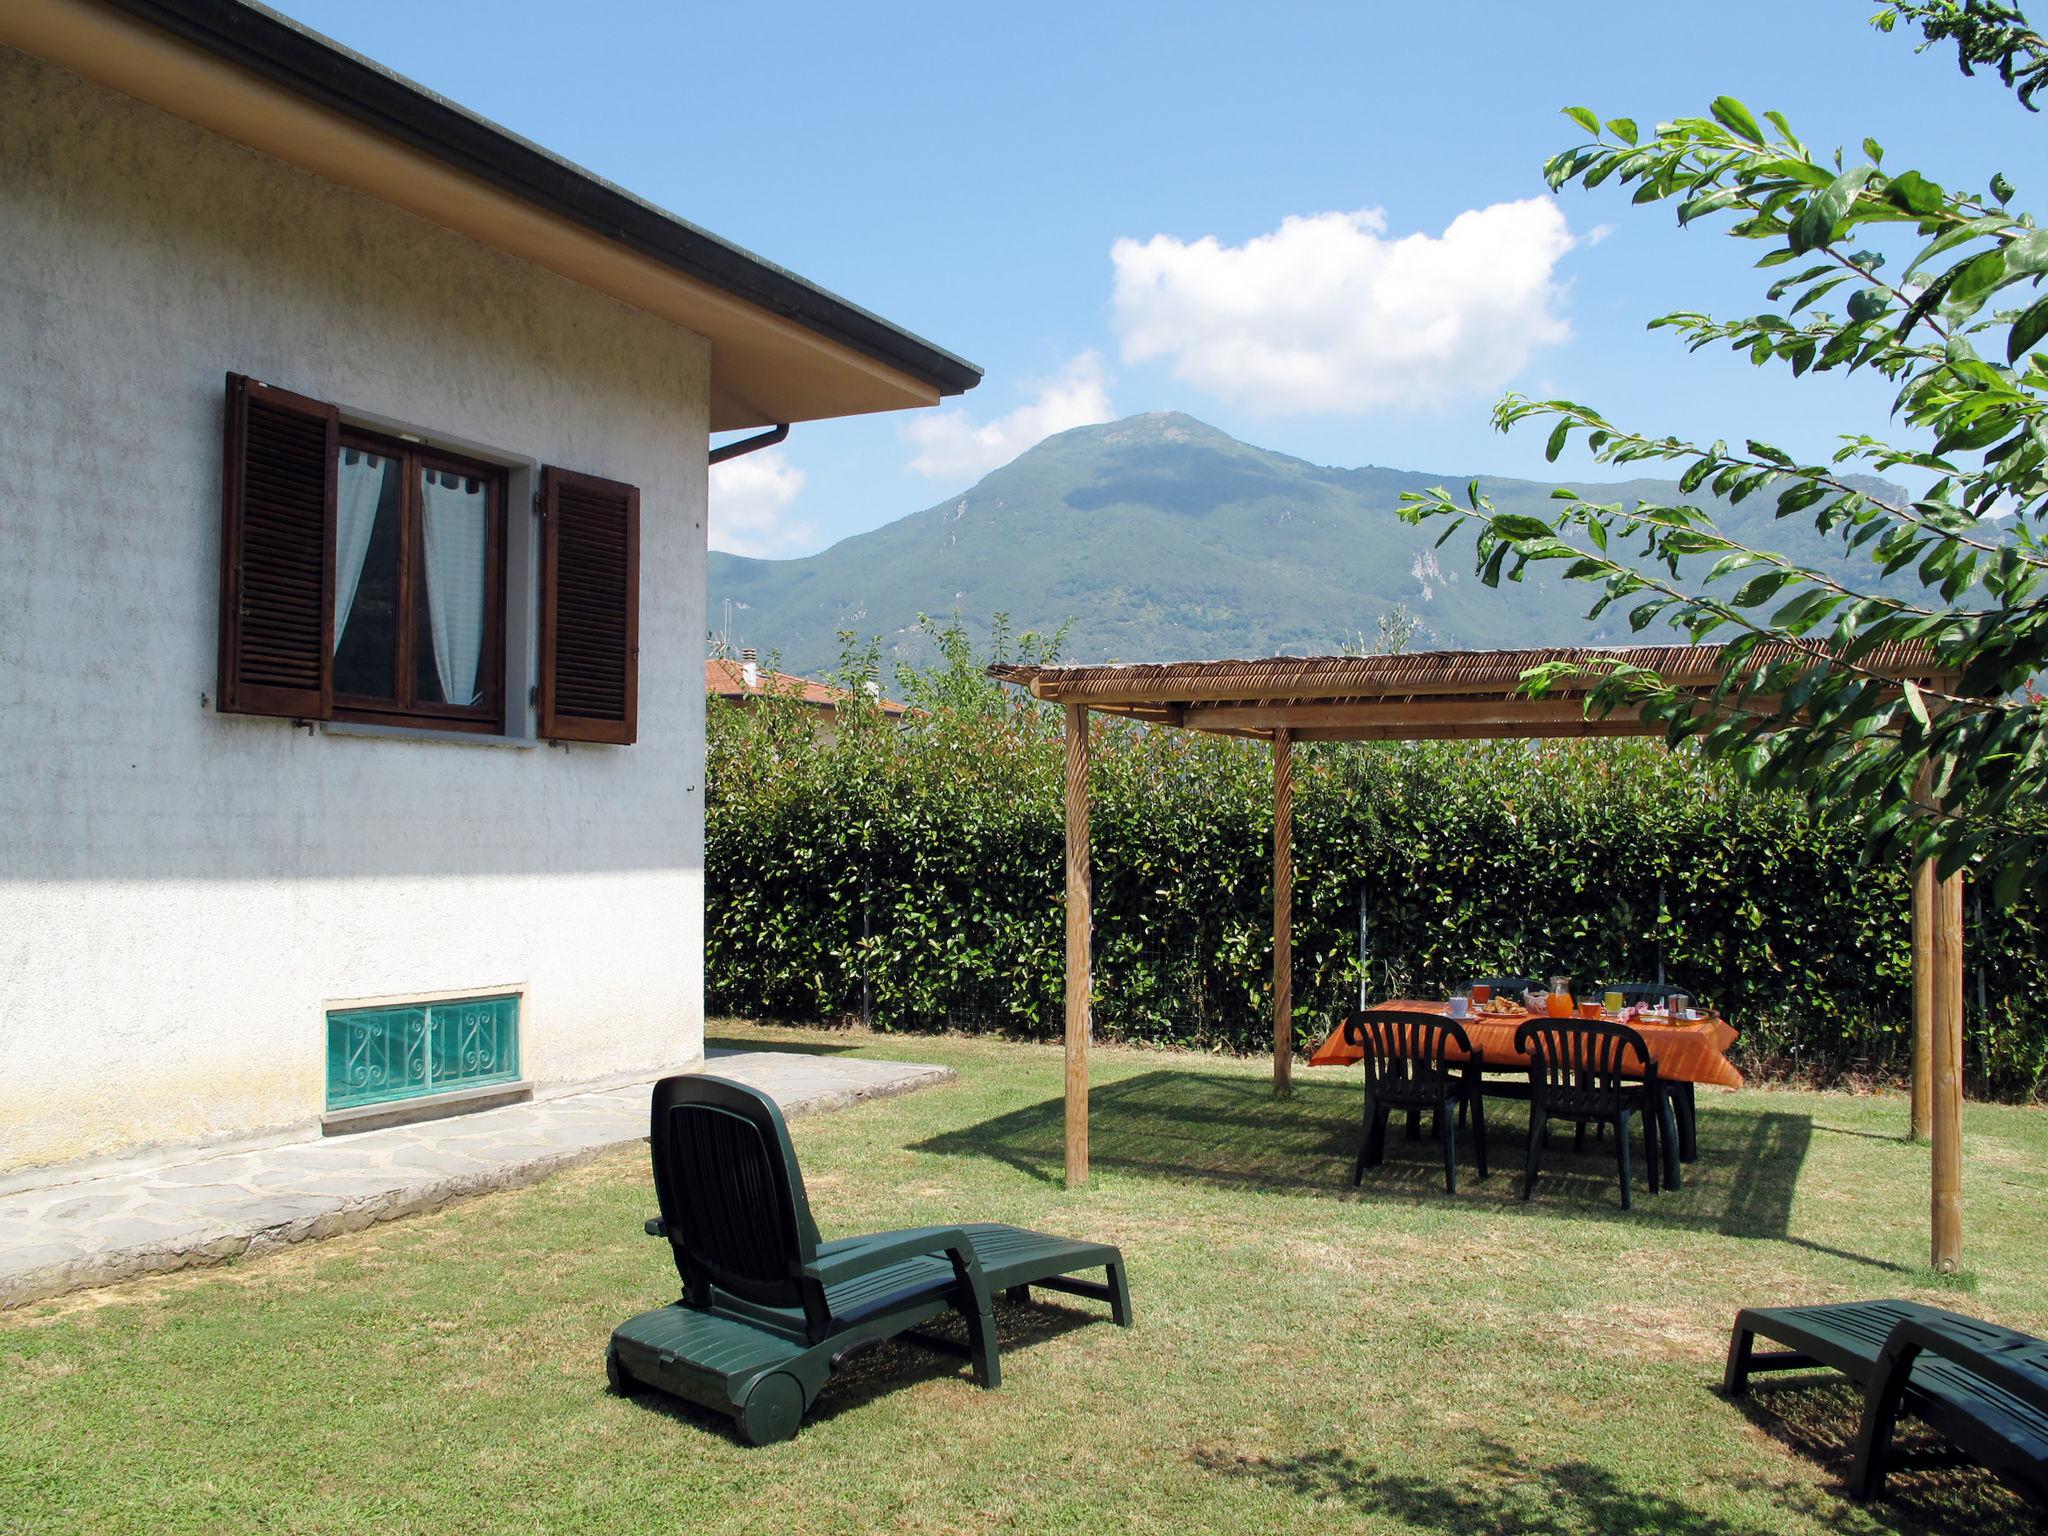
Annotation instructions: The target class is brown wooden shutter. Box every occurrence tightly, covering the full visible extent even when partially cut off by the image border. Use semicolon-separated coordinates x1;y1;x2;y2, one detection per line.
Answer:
539;466;640;744
217;373;337;719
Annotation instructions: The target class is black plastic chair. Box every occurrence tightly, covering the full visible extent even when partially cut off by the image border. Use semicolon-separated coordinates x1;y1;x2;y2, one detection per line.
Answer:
1600;980;1714;1163
1344;1010;1488;1194
608;1074;1130;1442
1513;1017;1665;1209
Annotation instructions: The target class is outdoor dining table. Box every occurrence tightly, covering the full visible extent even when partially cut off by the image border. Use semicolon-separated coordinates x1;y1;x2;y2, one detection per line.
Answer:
1307;999;1744;1190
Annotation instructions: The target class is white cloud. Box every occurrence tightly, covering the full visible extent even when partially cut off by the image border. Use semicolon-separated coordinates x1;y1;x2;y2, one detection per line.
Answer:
708;446;813;558
904;351;1115;482
1110;198;1579;414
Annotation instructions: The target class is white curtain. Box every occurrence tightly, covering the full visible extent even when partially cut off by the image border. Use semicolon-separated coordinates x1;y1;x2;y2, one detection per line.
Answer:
419;469;489;706
333;450;388;651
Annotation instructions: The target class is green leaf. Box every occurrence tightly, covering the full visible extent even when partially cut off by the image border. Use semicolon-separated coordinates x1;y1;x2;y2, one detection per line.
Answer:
1992;171;2016;205
1710;95;1764;142
1789;166;1875;254
1678;188;1742;225
2009;294;2048;361
1606;116;1639;145
1735;570;1799;607
1939;248;2008;318
1883;169;1944;217
1545;420;1571;462
2003;228;2048;279
1490;513;1559;542
1846;287;1890;322
1902;679;1930;729
1993;857;2025;907
1564;105;1601;135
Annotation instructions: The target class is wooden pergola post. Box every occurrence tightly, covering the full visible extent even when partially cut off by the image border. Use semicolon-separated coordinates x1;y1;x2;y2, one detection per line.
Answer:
1273;727;1293;1096
1930;850;1965;1273
1910;855;1934;1142
1910;766;1965;1271
1063;703;1091;1188
1909;767;1934;1142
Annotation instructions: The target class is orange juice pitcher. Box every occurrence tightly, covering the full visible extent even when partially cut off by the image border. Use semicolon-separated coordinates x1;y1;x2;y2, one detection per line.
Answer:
1547;975;1573;1017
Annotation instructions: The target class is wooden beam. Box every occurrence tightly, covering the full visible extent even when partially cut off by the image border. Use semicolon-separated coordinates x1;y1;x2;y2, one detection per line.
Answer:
1931;850;1964;1272
1186;697;1617;731
1012;650;1955;710
1063;703;1092;1188
1273;727;1293;1097
1290;719;1658;743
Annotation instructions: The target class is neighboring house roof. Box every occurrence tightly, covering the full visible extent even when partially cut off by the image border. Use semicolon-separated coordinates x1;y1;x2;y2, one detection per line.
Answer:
707;660;907;718
1;0;982;431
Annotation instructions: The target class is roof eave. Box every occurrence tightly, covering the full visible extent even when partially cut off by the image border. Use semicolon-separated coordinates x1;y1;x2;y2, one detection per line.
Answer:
4;0;982;430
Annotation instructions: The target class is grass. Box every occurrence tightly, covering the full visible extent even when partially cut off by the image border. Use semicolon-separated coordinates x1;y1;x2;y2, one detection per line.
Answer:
4;1022;2046;1535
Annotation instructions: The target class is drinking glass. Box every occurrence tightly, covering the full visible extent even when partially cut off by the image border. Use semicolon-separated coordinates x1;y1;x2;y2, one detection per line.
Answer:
1603;990;1625;1016
1470;983;1493;1005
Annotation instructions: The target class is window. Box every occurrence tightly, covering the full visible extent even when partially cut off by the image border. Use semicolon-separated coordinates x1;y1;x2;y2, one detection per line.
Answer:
325;993;521;1110
333;430;506;732
216;373;640;742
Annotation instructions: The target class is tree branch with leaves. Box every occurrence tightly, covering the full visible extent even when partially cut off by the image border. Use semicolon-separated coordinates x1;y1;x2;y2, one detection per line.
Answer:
1400;4;2048;903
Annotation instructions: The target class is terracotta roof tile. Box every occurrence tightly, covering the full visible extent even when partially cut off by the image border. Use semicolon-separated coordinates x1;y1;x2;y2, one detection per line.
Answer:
706;658;906;716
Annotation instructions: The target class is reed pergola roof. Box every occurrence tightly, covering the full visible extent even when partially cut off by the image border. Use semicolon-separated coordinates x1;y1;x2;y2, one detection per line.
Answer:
990;638;1968;1274
989;640;1952;742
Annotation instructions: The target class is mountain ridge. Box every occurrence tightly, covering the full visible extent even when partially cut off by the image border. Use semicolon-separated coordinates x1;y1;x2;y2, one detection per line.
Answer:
709;411;1900;675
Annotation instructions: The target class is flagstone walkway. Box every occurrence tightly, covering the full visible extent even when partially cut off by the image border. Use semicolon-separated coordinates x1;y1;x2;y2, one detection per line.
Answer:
0;1049;952;1308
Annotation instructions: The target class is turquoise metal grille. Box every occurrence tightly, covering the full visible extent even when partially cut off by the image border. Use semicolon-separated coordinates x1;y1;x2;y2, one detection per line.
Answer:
326;994;519;1110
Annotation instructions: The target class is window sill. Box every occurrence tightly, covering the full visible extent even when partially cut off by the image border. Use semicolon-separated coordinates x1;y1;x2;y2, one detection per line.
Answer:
321;1079;533;1135
321;720;538;749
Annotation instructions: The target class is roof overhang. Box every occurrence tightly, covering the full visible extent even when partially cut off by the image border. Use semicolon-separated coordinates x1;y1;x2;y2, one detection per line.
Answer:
990;642;1956;743
0;0;983;432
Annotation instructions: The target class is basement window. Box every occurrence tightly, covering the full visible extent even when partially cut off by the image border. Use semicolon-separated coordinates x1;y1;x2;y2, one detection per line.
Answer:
325;994;521;1110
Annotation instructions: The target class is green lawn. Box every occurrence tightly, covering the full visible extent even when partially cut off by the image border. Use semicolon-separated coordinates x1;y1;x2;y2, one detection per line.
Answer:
4;1024;2046;1535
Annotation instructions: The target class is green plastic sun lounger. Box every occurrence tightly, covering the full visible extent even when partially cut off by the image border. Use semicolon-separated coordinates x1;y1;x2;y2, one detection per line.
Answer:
1726;1298;2048;1510
607;1073;1131;1444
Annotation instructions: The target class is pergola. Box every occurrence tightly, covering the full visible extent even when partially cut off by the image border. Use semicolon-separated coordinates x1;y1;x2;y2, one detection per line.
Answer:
990;640;1970;1270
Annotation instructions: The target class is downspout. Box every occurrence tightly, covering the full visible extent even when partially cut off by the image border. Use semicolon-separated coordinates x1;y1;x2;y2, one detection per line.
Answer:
708;423;790;465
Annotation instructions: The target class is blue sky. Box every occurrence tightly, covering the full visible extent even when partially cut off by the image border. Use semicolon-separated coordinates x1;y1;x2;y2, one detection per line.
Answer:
279;1;2042;557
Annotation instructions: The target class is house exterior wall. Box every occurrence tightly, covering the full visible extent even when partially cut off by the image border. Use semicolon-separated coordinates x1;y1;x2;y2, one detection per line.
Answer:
0;44;709;1172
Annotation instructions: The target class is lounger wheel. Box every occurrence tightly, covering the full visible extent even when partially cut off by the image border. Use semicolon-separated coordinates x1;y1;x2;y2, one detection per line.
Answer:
604;1344;644;1398
736;1372;806;1446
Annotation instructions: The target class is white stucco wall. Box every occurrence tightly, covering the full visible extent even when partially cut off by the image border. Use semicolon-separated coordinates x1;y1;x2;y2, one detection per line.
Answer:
0;45;709;1172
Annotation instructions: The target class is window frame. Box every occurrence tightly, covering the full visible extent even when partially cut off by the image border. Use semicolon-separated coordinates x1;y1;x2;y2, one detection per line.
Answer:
331;426;509;734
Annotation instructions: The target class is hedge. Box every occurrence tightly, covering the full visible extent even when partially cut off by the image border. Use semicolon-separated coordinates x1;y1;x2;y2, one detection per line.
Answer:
705;671;2048;1100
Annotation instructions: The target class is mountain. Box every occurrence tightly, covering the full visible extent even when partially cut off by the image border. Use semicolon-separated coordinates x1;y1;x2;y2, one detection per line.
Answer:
708;412;1901;676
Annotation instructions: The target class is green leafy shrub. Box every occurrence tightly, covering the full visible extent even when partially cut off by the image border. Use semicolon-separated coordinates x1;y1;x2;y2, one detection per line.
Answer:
706;633;2047;1099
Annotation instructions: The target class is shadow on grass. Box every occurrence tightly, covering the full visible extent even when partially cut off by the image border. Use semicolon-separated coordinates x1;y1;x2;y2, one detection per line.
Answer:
913;1069;1910;1268
1191;1430;2023;1536
615;1296;1106;1445
1727;1380;2039;1535
706;1034;865;1057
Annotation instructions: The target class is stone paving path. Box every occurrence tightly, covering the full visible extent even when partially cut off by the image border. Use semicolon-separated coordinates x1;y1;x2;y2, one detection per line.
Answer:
0;1050;952;1308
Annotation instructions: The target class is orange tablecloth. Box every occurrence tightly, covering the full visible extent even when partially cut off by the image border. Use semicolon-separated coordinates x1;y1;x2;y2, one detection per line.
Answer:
1306;999;1744;1089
